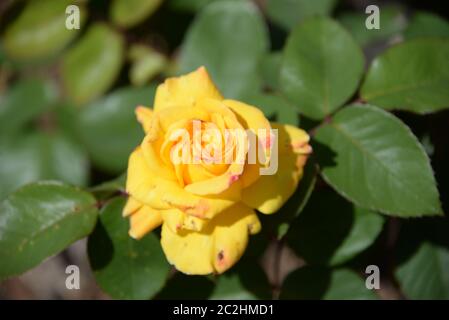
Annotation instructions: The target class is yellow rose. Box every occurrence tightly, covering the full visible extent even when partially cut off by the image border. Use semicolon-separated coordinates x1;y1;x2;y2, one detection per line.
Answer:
123;67;311;275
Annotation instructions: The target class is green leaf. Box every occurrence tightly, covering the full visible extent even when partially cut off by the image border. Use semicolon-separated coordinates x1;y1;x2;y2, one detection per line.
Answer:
404;12;449;40
61;23;124;105
77;86;156;173
280;17;364;120
314;104;442;217
260;52;282;90
210;260;271;299
281;267;378;299
242;93;299;126
110;0;163;28
396;242;449;299
45;133;89;187
339;6;407;47
0;181;98;279
128;45;167;86
2;0;86;61
169;0;241;13
0;132;89;200
88;197;170;299
90;173;126;201
90;174;126;194
155;273;215;299
266;0;337;31
287;189;384;266
0;79;57;135
179;1;268;98
361;38;449;114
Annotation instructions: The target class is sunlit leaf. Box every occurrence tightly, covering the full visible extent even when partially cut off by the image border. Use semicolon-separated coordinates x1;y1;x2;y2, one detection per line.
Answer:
3;0;86;61
339;6;406;46
180;1;268;98
281;17;364;120
61;23;124;105
0;181;98;279
314;104;442;217
128;44;167;86
110;0;163;28
361;39;449;114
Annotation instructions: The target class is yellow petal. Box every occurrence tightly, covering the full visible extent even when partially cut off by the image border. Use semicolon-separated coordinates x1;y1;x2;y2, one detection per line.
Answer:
241;123;311;214
155;106;209;132
126;147;237;219
141;134;177;181
224;99;272;162
129;205;163;239
123;196;143;217
160;208;207;233
160;208;184;233
135;106;153;134
196;98;239;123
160;203;260;275
224;99;271;134
184;169;244;196
154;66;223;112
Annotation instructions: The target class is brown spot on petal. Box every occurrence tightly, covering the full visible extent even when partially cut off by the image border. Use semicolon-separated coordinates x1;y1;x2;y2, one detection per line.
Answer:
185;199;210;218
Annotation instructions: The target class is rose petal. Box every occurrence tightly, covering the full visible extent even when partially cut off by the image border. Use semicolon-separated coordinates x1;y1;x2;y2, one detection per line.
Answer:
160;203;260;275
241;123;311;214
154;66;223;112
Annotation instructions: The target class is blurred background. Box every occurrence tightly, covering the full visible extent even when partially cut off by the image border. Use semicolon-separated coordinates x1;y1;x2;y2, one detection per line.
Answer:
0;0;448;299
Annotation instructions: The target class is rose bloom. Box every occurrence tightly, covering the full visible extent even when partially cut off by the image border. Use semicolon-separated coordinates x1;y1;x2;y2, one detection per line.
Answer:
124;67;311;275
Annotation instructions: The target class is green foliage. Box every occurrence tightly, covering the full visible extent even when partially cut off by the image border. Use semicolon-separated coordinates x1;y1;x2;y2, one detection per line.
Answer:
361;39;449;114
287;189;384;266
61;23;125;104
314;104;442;217
0;79;57;135
3;0;86;62
0;0;448;301
110;0;163;29
396;242;449;299
280;17;364;120
77;86;156;173
280;267;378;300
179;0;268;98
266;0;337;31
0;181;98;279
242;93;299;126
88;198;170;299
0;132;89;200
404;12;449;40
210;259;271;299
128;44;168;86
339;6;406;47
